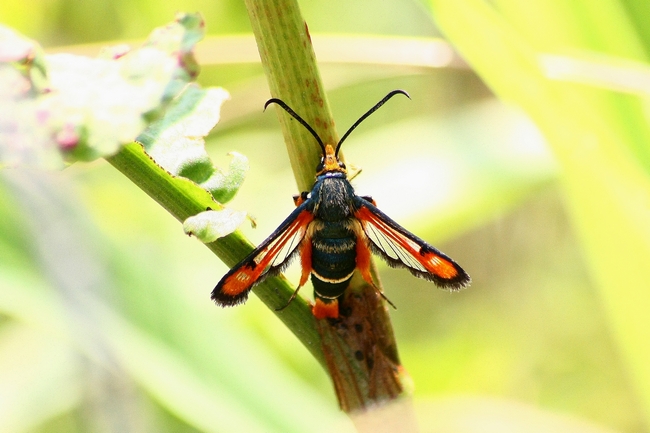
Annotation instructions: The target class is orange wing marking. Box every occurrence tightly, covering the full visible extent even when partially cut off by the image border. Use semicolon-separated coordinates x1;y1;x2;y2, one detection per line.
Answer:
221;210;314;296
355;207;458;280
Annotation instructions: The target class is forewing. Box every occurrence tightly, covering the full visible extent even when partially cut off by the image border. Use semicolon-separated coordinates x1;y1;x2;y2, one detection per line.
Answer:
212;202;315;306
354;197;470;289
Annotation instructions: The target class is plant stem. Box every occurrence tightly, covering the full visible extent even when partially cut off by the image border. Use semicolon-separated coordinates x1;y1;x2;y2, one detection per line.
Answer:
245;0;337;191
244;0;410;414
105;142;324;364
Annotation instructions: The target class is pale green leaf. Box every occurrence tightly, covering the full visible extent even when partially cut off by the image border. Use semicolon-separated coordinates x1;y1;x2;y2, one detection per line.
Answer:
137;85;246;204
183;208;247;243
0;13;206;167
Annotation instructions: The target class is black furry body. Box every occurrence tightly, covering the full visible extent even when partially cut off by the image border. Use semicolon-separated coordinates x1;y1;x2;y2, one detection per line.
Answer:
306;172;359;301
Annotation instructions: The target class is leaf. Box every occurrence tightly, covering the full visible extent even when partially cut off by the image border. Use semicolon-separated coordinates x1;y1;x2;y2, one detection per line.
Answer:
0;27;54;169
183;209;247;243
0;26;47;87
0;13;207;167
137;84;247;204
204;152;249;203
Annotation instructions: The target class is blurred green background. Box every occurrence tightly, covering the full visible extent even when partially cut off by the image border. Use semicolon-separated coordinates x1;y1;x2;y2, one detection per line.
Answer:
2;0;649;432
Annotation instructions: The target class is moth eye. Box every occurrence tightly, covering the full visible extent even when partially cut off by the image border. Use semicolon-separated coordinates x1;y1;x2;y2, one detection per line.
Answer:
339;162;346;169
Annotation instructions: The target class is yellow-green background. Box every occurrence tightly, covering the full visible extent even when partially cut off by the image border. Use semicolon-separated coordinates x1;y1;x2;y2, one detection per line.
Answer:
1;0;649;432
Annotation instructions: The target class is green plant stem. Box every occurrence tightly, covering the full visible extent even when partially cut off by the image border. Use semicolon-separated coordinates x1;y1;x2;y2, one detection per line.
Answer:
245;0;337;191
105;142;323;364
244;0;409;414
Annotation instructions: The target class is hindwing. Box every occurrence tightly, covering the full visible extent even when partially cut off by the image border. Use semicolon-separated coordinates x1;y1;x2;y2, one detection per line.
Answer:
353;197;470;289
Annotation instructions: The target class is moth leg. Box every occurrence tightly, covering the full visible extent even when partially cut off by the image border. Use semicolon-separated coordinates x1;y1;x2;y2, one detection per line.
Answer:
355;235;397;310
275;283;305;311
347;165;362;181
374;286;397;310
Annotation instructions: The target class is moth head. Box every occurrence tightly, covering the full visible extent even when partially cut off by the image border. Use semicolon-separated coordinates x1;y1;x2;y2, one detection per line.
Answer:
316;144;346;175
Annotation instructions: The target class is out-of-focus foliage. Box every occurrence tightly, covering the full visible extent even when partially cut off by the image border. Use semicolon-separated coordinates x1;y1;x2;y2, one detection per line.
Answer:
137;85;248;203
0;0;648;432
0;15;208;167
428;0;650;431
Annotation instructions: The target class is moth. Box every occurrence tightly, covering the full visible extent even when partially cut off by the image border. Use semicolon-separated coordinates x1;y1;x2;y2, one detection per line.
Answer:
212;90;470;319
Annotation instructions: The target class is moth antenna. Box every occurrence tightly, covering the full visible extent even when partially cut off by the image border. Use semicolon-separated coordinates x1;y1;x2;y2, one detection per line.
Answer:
264;98;326;155
335;89;410;156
